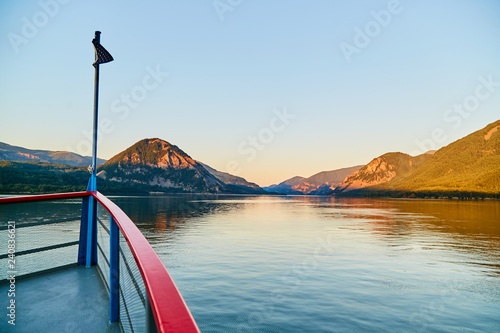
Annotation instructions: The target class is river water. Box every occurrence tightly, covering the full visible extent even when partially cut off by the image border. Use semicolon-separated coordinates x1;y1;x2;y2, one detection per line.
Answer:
108;195;500;332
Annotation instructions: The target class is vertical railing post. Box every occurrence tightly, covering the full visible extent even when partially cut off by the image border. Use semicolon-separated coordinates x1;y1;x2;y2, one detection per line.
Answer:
85;196;97;267
110;216;119;322
77;195;90;266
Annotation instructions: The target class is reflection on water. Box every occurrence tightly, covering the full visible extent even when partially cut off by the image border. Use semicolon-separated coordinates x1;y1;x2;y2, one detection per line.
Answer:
107;195;500;332
108;195;240;230
0;199;82;227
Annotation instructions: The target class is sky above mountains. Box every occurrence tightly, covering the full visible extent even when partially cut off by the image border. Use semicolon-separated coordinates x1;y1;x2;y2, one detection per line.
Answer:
1;0;499;186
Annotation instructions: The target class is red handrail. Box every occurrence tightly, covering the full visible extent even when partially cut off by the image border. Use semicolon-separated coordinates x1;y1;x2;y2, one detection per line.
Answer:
0;191;200;333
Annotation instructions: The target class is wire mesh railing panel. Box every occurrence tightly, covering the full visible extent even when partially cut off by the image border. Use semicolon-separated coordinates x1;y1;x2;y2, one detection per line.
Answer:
0;199;83;281
96;202;111;290
4;220;80;252
97;236;110;290
119;232;147;333
1;245;80;280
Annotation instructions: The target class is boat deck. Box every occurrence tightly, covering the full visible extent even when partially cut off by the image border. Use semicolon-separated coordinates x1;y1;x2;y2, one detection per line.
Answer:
0;266;121;333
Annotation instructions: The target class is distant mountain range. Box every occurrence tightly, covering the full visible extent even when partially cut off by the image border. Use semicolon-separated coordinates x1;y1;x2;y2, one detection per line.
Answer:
264;166;363;195
264;119;500;198
1;119;499;197
263;176;305;195
299;166;365;194
0;139;270;195
0;142;106;166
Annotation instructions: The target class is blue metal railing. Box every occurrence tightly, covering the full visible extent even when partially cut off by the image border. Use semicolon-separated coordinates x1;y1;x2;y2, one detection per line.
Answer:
0;191;199;333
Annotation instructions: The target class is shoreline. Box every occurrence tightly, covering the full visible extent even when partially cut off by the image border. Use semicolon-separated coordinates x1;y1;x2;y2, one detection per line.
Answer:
1;191;499;201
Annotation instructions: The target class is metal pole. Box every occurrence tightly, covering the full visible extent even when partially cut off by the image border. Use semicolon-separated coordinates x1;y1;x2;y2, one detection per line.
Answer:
86;31;102;267
90;30;101;191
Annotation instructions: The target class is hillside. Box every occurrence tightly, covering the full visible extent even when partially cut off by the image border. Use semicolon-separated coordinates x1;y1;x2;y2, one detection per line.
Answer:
0;160;182;195
0;141;106;166
98;138;227;193
0;161;88;193
370;120;500;195
334;152;432;193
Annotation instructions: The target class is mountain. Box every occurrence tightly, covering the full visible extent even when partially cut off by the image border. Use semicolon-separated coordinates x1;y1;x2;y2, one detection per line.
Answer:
264;166;363;195
97;138;227;193
370;120;500;195
0;141;106;167
292;165;364;194
334;152;432;193
197;162;270;194
263;176;306;195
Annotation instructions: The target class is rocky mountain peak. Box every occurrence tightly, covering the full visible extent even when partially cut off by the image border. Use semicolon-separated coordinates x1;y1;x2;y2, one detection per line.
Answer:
98;138;227;193
108;138;197;170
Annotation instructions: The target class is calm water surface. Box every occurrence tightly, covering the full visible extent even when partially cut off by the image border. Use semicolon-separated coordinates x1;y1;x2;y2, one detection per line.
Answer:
110;196;500;332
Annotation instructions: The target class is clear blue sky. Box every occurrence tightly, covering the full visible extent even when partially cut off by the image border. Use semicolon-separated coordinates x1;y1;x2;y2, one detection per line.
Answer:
1;0;499;186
